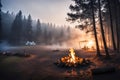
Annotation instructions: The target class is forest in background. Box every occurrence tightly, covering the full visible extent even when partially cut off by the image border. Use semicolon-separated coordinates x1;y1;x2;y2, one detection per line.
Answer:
1;10;73;46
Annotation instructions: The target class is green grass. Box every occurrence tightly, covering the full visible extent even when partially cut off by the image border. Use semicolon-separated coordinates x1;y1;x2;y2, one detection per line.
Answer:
0;56;22;71
0;56;24;80
0;56;22;67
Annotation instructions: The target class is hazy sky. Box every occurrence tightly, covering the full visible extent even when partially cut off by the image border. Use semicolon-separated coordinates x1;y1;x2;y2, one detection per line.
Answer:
2;0;73;26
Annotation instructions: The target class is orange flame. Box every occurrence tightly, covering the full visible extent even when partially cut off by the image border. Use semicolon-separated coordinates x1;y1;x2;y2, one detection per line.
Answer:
60;48;84;67
68;48;76;63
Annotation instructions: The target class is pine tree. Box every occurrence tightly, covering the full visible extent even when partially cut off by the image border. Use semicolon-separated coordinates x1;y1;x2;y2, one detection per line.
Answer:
106;0;116;51
43;27;47;43
36;19;41;42
22;16;27;42
25;14;33;41
98;0;110;58
91;0;101;56
10;10;23;45
114;0;120;53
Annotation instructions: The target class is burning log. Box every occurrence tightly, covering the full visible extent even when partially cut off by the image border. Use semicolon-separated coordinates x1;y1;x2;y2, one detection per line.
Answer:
54;48;91;68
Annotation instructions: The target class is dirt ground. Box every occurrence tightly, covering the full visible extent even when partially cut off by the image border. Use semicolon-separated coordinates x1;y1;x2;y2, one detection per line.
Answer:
0;46;120;80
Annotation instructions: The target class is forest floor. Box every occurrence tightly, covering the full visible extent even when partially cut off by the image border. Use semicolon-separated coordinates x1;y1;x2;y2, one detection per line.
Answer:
0;45;120;80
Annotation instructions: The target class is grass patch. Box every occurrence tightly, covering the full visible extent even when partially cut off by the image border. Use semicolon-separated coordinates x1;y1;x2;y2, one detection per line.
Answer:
0;56;24;80
2;56;22;63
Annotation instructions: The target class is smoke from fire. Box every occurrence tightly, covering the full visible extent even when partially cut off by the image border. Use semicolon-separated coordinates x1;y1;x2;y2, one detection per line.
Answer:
47;27;95;50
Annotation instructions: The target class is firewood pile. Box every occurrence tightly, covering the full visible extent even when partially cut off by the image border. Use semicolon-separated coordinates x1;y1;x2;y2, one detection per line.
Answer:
54;48;92;68
54;58;92;68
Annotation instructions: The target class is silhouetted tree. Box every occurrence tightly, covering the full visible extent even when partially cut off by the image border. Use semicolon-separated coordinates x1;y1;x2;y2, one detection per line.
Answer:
25;14;33;41
114;0;120;53
43;27;47;43
10;10;23;45
118;1;120;52
102;0;120;53
106;0;116;51
98;0;110;58
36;19;41;42
22;16;27;42
91;0;101;56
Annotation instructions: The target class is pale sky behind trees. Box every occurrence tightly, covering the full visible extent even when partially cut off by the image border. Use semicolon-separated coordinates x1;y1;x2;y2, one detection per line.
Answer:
2;0;73;26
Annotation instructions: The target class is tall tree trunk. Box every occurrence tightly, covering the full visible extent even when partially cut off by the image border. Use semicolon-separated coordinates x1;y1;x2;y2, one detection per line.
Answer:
98;0;110;57
107;0;116;51
0;0;2;42
91;0;101;56
115;0;119;53
118;0;120;50
108;25;111;48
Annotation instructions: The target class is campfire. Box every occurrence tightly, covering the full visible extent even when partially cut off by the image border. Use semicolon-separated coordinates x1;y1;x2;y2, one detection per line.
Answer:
55;48;91;68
